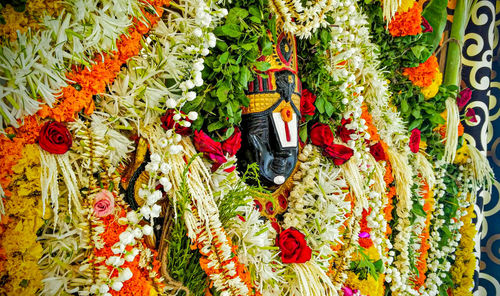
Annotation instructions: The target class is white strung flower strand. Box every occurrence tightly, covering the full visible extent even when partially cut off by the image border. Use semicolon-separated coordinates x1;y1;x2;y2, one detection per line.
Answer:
0;0;148;129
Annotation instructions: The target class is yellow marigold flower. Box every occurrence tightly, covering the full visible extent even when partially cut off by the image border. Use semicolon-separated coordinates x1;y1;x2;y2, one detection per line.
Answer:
454;144;470;165
345;271;385;296
0;144;44;295
422;68;443;99
0;5;29;41
450;205;476;296
398;0;416;12
0;0;64;41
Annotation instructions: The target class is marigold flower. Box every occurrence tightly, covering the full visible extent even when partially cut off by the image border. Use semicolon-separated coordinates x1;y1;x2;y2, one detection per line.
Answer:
388;2;423;37
403;55;440;88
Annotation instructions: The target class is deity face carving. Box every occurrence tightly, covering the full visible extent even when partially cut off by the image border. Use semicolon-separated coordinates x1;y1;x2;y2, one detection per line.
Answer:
237;31;301;190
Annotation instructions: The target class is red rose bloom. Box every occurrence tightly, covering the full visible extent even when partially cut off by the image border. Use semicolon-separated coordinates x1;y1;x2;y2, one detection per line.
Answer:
337;118;356;143
276;228;312;264
466;108;477;122
193;130;226;170
300;89;316;120
38;121;73;154
160;109;192;136
409;129;421;153
369;142;387;161
323;144;354;165
310;123;334;147
222;127;242;156
457;88;472;108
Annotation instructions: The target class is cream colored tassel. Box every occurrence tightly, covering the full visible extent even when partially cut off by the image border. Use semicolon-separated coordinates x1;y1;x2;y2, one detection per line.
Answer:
39;148;60;224
342;158;368;209
290;262;336;296
57;153;83;221
387;147;413;218
415;152;436;189
383;0;402;24
467;144;494;195
444;97;460;163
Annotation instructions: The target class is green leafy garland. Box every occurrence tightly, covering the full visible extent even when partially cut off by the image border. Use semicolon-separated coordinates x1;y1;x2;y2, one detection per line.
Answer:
186;0;275;140
359;0;459;160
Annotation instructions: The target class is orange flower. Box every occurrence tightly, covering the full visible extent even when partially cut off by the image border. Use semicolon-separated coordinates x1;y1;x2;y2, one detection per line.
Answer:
412;181;433;289
361;105;380;143
403;55;440;88
388;2;423;37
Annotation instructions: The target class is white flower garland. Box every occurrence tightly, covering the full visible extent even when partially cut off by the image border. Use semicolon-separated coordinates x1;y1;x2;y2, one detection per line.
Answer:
268;0;334;38
0;0;149;129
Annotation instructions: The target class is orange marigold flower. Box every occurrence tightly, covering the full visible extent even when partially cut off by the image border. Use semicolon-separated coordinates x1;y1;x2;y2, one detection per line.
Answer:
403;55;440;88
388;2;423;37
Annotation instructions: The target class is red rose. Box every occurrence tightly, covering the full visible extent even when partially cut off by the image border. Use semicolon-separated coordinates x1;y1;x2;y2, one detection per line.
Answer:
276;228;312;264
323;144;354;165
310;123;334;147
409;129;421;153
337;118;356;143
160;109;192;136
466;108;477;123
193;130;227;170
369;142;387;161
222;127;242;156
300;89;316;120
457;88;472;108
38;121;73;154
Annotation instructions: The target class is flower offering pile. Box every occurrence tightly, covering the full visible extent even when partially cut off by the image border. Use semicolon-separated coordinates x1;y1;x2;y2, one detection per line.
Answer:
0;0;494;295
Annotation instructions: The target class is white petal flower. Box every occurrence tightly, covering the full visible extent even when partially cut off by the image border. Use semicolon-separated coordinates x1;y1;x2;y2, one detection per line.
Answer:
143;225;153;236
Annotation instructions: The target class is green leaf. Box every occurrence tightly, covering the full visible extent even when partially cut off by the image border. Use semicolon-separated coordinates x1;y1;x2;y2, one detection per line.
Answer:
238;66;251;86
249;6;260;16
249;16;261;23
216;40;228;51
421;0;448;60
412;107;421;119
325;101;335;117
299;126;308;143
316;96;326;114
219;51;230;64
216;82;231;102
401;99;409;113
261;38;273;56
254;61;271;71
207;121;226;132
240;43;255;51
408;118;423;130
214;24;242;38
226;8;249;24
410;45;428;60
429;113;446;125
412;202;427;217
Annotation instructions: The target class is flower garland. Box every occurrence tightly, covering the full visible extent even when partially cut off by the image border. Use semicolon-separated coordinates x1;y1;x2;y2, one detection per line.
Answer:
0;0;63;41
268;0;335;38
0;145;44;295
403;55;440;89
450;204;477;295
387;2;423;37
0;0;154;129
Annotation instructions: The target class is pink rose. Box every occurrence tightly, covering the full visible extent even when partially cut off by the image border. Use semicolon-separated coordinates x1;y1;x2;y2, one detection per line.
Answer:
93;189;115;217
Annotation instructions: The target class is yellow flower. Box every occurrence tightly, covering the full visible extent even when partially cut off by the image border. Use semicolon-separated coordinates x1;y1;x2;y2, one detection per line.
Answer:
450;205;476;295
397;0;416;12
454;144;470;165
0;145;44;295
0;0;64;41
422;69;443;99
